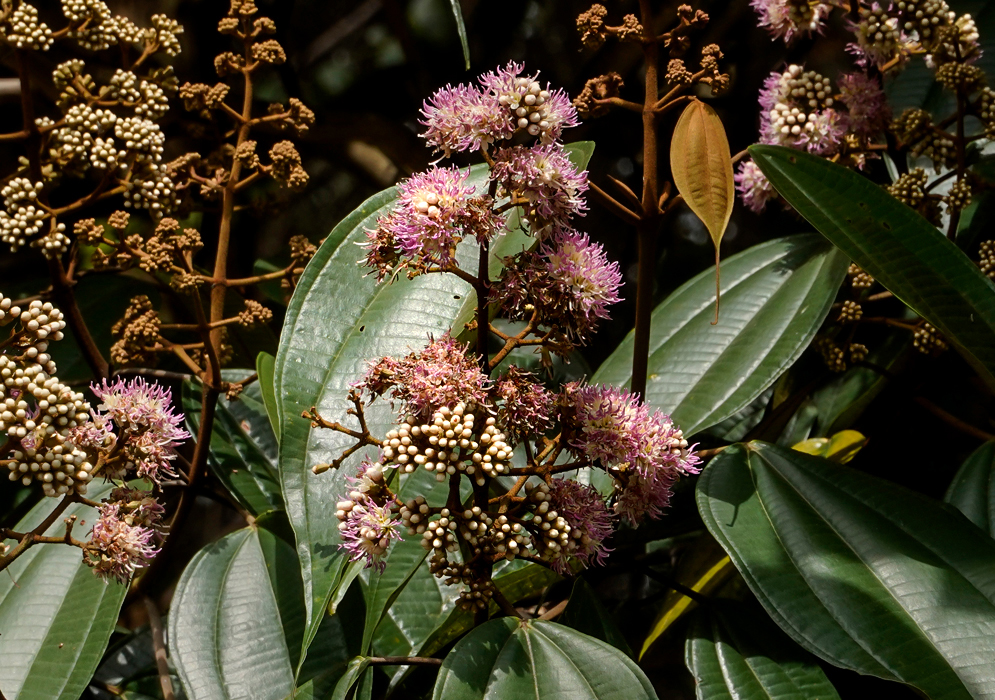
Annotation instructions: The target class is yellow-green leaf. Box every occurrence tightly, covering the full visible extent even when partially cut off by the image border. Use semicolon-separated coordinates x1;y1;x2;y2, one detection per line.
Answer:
639;535;735;659
792;429;868;464
670;100;734;322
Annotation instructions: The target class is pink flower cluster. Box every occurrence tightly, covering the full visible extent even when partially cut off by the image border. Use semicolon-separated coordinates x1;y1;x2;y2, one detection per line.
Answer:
420;62;578;156
364;167;505;277
546;478;613;573
73;377;190;484
564;383;699;525
85;489;164;584
359;334;491;419
490;144;588;232
493;228;622;345
750;0;831;42
495;366;555;439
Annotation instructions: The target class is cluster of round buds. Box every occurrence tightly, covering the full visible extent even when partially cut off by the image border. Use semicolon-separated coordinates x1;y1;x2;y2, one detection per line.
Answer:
399;495;432;535
850;4;907;69
500;78;556;139
0;178;45;252
1;3;54;51
979;240;995;280
896;0;954;43
768;66;835;138
837;300;864;324
944;178;972;214
381;403;514;486
419;507;459;553
814;336;847;373
887;169;928;209
428;558;496;611
914;322;948;354
525;482;573;564
848;263;875;289
114;118;165;164
122;168;177;216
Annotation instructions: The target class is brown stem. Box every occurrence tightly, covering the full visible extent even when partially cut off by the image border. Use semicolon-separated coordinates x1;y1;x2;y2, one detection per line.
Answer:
914;397;995;442
476;240;490;370
366;656;442;666
47;258;109;378
631;0;661;399
143;597;176;700
492;586;527;619
589;181;641;225
0;493;78;572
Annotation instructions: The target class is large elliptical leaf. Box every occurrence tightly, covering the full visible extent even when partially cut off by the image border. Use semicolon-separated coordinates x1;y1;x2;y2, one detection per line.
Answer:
685;602;840;700
169;528;298;700
0;481;125;700
169;526;353;700
697;441;995;700
275;144;593;664
184;371;282;518
750;144;995;391
945;440;995;537
432;618;658;700
592;234;848;437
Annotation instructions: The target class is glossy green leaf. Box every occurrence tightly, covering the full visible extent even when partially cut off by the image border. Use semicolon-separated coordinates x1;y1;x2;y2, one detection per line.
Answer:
417;559;561;662
791;430;867;464
945;440;995;537
432;618;657;700
685;602;840;700
750;144;995;391
169;527;304;700
593;234;848;437
275;145;592;662
257;351;279;440
184;371;282;517
0;481;125;700
329;657;371;700
361;537;429;654
561;578;632;656
697;441;995;699
448;0;470;69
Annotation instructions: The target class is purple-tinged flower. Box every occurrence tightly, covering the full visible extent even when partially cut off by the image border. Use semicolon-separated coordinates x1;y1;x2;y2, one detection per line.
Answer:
365;167;504;274
420;83;513;156
542;229;622;338
614;469;678;526
797;109;846;156
847;4;910;71
563;383;648;469
750;0;831;42
491;229;622;346
336;494;402;572
87;377;190;484
491;144;588;229
478;62;579;144
546;478;613;573
85;502;160;584
91;378;189;438
69;412;114;451
563;383;699;525
838;72;892;139
735;160;776;213
358;335;491;419
495;366;555;439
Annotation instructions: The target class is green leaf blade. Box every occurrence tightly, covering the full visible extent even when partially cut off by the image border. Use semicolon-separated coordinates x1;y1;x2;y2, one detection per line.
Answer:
432;618;657;700
749;144;995;390
593;234;848;436
945;441;995;537
168;527;301;700
0;482;126;700
448;0;470;69
685;602;840;700
697;441;995;699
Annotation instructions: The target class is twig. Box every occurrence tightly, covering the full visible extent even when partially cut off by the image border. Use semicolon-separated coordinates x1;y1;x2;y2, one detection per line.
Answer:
143;597;176;700
914;397;995;442
366;656;441;666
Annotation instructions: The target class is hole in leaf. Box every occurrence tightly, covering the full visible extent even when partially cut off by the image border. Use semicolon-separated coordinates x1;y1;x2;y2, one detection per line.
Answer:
882;221;892;230
359;325;366;332
454;295;462;300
